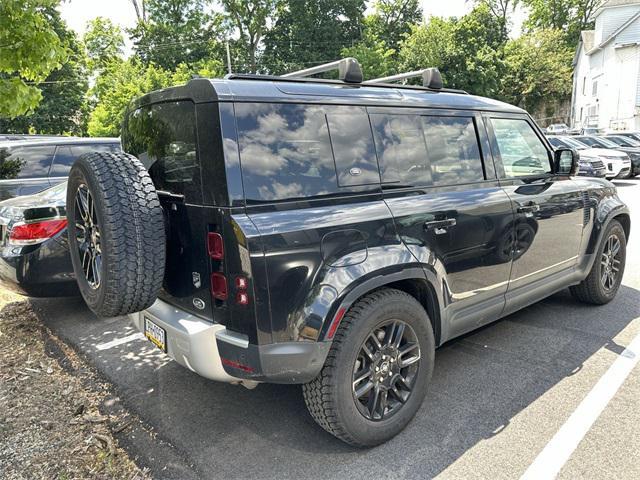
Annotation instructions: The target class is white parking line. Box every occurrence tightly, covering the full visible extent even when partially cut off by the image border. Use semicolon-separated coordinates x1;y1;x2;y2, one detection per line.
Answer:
95;332;144;351
521;330;640;480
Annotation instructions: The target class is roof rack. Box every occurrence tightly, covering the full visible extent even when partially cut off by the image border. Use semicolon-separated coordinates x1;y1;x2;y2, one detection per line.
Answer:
281;57;363;83
365;68;443;90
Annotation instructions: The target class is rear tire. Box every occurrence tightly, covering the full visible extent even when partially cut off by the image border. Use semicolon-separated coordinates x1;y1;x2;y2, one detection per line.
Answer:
67;151;165;317
570;220;626;305
302;288;435;447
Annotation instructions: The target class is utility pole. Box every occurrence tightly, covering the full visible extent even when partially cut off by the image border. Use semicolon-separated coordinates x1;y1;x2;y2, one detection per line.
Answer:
226;41;232;74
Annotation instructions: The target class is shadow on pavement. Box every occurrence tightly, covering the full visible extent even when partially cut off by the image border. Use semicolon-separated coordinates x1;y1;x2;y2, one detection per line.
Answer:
30;284;640;479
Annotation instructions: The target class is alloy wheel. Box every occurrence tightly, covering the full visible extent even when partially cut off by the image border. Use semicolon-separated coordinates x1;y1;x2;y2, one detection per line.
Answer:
352;320;421;421
74;184;102;289
600;233;621;291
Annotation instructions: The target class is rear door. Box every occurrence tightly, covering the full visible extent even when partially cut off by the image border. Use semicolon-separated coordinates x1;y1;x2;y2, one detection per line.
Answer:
372;108;515;341
485;115;584;313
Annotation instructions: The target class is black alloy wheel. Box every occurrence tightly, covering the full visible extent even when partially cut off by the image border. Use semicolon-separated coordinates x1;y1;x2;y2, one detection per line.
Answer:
352;320;421;421
74;184;102;289
600;233;622;292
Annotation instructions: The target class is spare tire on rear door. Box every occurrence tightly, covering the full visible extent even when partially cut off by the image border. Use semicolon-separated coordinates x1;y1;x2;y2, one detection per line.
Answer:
66;151;166;317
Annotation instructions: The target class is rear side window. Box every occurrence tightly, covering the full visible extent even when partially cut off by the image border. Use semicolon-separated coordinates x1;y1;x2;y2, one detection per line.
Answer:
371;114;430;186
0;145;54;180
123;101;200;201
235;103;338;202
51;144;119;177
422;116;484;185
326;107;380;187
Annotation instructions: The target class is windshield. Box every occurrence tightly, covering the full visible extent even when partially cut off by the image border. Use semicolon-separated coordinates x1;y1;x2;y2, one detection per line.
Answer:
610;136;640;147
576;136;603;148
562;137;589;150
547;137;566;148
594;136;620;148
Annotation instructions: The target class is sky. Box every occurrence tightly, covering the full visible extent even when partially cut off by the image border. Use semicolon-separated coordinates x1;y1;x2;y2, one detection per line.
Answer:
58;0;526;44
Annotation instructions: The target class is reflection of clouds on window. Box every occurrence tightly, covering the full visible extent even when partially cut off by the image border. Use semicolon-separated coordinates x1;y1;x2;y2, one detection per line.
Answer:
327;107;380;187
236;103;338;202
0;146;54;180
422;116;484;186
372;114;430;185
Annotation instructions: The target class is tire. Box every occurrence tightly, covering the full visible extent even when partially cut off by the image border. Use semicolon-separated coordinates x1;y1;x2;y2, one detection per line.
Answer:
570;219;626;305
302;288;435;447
67;151;166;317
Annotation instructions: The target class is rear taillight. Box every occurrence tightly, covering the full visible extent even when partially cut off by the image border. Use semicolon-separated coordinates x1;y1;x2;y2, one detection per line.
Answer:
9;219;67;245
207;232;224;260
210;272;228;300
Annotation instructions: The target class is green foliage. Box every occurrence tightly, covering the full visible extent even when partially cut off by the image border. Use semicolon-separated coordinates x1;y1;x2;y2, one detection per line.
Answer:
0;0;67;117
502;29;574;112
522;0;603;45
84;17;125;73
399;5;506;96
262;0;365;74
130;0;227;70
87;58;223;137
364;0;422;52
0;6;88;135
342;32;397;80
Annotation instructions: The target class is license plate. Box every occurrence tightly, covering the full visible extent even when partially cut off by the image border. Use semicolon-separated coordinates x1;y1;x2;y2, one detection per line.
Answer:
144;317;166;352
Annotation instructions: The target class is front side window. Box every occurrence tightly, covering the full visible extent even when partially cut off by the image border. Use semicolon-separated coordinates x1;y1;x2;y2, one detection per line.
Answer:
0;145;54;180
490;118;551;178
123;101;200;201
421;116;484;185
235;103;338;202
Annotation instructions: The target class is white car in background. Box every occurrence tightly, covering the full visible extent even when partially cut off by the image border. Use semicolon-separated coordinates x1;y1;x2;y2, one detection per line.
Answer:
573;136;633;178
546;123;569;134
550;136;630;179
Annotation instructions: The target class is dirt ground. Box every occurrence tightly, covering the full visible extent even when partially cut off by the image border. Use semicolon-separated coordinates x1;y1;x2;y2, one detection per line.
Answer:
0;290;148;480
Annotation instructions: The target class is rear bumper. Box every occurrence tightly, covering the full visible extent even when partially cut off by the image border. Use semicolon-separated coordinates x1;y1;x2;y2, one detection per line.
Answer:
0;236;79;297
130;298;330;384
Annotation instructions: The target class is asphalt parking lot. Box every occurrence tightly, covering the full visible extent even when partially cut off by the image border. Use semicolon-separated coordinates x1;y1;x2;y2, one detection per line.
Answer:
32;179;640;480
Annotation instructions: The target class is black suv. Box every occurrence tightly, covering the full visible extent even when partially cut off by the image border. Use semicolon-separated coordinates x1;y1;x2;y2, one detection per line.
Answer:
0;137;120;200
64;60;630;447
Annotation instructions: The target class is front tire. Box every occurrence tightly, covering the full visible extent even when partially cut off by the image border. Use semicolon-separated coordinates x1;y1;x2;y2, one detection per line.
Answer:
570;219;626;304
303;288;435;447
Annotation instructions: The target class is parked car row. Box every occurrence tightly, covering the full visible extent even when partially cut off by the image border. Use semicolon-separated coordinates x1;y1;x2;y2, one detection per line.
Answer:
546;133;639;179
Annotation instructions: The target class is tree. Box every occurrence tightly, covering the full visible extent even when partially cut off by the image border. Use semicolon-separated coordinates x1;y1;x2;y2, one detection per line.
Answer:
365;0;422;52
522;0;604;45
0;6;88;135
341;32;396;79
130;0;226;70
399;5;506;96
130;0;147;21
221;0;278;73
502;29;573;113
0;0;67;117
472;0;519;39
84;17;125;74
87;58;224;137
262;0;365;74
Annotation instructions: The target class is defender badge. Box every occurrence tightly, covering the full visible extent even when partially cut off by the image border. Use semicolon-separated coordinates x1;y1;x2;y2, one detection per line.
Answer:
192;272;201;288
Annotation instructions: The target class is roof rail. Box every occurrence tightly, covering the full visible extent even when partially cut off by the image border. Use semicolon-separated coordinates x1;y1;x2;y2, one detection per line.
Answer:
365;68;443;90
281;57;363;83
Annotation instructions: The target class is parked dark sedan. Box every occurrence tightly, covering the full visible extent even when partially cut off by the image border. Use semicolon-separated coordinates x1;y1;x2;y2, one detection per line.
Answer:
0;137;120;200
0;181;77;297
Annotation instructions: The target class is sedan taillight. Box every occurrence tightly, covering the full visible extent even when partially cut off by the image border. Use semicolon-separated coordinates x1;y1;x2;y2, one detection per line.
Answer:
9;218;68;245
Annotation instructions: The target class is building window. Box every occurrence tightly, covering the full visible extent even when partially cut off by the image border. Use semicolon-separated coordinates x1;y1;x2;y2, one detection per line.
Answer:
582;76;586;95
592;80;598;96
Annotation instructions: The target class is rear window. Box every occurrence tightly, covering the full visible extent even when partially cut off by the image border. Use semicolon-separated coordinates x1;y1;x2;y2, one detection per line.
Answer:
0;145;55;180
123;101;201;202
235;103;338;202
51;143;120;177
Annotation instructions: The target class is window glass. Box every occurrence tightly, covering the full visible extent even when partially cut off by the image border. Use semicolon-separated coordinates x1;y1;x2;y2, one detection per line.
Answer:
235;103;337;202
50;144;119;177
370;114;430;186
326;107;380;187
123;101;200;201
491;118;551;177
421;116;484;185
0;145;54;180
547;137;566;149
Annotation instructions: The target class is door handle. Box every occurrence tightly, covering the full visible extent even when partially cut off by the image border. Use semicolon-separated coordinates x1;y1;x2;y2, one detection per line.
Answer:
424;218;456;234
517;204;540;214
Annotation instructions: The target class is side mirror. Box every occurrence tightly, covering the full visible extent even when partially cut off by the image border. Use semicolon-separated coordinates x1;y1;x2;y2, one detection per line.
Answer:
553;148;579;176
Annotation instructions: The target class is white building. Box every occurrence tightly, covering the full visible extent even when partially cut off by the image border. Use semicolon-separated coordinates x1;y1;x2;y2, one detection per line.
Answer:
571;0;640;131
